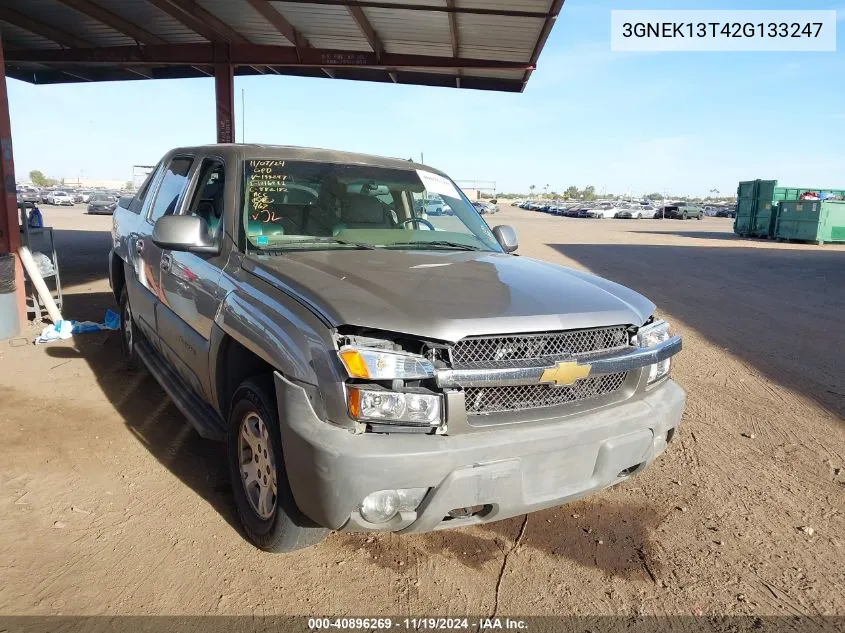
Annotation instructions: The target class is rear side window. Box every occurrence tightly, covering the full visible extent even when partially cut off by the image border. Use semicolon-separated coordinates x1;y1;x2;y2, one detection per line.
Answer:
129;163;160;215
148;157;193;222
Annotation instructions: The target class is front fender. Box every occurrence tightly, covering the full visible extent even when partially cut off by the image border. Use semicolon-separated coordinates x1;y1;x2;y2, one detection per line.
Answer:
211;286;349;424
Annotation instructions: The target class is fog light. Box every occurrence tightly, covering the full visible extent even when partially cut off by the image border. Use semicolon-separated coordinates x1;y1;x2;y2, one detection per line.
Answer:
396;487;428;511
359;490;400;524
359;488;429;524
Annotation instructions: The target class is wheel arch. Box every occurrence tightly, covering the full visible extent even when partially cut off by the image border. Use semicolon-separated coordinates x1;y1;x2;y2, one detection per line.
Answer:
210;288;341;423
109;251;126;304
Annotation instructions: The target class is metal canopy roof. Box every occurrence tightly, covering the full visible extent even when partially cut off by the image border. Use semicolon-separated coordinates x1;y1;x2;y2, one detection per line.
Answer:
0;0;565;92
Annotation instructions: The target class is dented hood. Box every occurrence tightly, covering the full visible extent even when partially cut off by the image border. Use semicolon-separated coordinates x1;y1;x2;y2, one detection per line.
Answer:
243;250;655;342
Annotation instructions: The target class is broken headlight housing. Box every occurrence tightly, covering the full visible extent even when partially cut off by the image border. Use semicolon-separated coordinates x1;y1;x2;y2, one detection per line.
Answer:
336;333;444;432
637;319;672;384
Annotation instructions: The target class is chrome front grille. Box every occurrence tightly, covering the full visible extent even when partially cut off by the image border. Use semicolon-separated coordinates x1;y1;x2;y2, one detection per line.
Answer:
449;326;632;415
451;326;629;366
464;372;628;415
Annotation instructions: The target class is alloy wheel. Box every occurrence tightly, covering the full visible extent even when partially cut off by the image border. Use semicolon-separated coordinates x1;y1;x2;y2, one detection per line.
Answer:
238;412;278;519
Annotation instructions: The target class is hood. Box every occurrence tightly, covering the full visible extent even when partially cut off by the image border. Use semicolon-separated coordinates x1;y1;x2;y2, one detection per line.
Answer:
244;250;654;342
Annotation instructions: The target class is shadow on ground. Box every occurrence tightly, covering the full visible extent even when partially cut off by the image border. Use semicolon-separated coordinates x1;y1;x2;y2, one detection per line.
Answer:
549;243;845;420
43;317;243;535
333;499;663;580
41;228;243;533
626;230;744;242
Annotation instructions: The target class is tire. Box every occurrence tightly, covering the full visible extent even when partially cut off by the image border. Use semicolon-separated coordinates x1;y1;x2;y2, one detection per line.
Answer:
696;214;703;220
682;213;688;220
119;288;144;371
636;213;642;219
227;377;329;553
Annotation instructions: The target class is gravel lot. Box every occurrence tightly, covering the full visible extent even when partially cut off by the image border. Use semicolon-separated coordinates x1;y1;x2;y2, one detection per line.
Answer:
1;205;843;616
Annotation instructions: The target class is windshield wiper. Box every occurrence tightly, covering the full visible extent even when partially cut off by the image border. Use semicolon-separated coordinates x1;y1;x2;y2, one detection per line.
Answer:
388;240;485;251
255;237;377;251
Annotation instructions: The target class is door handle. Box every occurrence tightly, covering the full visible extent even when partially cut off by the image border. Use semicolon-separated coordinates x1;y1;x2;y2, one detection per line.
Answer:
135;238;145;254
160;254;172;273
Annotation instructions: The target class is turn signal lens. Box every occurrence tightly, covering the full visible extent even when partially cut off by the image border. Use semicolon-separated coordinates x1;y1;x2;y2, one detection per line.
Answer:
347;387;362;418
339;349;371;379
338;346;435;380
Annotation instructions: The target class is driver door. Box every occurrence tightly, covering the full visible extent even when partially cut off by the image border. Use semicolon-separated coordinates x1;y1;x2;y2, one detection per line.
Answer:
156;157;228;399
132;155;194;348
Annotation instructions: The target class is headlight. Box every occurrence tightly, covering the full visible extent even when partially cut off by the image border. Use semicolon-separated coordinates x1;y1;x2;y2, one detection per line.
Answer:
347;386;442;425
338;346;435;380
637;320;672;383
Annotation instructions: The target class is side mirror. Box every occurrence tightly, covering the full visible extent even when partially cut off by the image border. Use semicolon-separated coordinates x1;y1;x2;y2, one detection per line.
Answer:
117;195;133;209
492;225;518;253
152;215;219;254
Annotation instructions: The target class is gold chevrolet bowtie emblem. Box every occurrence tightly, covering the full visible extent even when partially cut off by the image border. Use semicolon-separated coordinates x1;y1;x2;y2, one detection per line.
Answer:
540;361;592;386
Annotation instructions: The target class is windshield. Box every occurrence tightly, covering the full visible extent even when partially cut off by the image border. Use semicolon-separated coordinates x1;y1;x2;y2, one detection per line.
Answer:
241;159;501;252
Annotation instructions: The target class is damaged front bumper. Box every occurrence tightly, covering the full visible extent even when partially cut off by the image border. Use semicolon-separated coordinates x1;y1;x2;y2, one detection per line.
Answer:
275;372;686;533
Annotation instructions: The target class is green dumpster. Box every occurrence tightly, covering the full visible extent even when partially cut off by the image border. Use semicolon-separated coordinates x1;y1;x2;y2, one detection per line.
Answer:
775;200;845;244
751;202;781;239
735;180;845;239
735;179;775;237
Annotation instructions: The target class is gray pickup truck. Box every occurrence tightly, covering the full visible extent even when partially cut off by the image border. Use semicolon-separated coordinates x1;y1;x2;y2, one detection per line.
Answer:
110;144;685;552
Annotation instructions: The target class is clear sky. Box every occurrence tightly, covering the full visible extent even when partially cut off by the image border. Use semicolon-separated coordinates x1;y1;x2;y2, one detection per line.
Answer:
6;0;844;196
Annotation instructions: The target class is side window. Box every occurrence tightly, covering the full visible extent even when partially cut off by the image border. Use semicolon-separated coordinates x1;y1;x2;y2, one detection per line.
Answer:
148;157;193;223
129;162;161;214
186;159;225;240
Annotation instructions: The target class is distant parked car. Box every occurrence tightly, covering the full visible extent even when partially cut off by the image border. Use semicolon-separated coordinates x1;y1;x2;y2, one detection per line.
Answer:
586;202;621;219
87;192;118;215
16;187;39;207
424;196;452;216
562;203;581;217
575;203;594;218
48;191;74;206
474;201;498;215
616;203;657;219
715;208;736;218
659;203;704;220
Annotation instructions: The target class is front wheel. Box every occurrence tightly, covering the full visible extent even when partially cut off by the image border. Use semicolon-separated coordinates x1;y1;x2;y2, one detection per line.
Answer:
227;377;329;552
636;213;642;219
697;214;703;220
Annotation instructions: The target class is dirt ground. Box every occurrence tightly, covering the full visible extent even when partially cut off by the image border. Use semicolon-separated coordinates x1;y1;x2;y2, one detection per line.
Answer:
0;206;843;617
